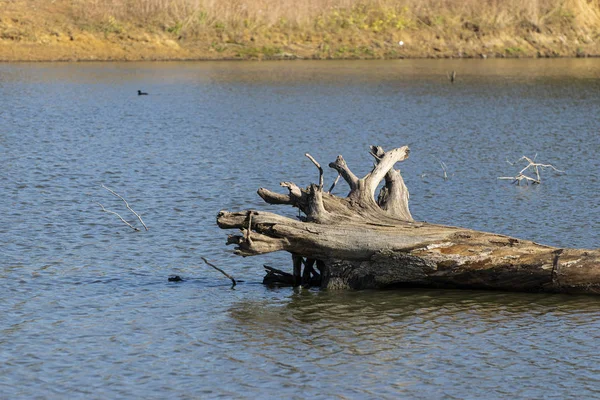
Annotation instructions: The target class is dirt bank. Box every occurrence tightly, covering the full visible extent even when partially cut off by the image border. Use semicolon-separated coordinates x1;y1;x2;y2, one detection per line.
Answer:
1;0;599;61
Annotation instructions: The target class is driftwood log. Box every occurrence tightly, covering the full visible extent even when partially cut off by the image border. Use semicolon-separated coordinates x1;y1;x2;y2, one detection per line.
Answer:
217;146;600;294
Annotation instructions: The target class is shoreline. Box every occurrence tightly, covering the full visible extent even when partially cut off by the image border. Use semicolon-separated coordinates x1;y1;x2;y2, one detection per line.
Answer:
2;56;599;63
2;37;598;63
2;50;600;63
2;43;598;63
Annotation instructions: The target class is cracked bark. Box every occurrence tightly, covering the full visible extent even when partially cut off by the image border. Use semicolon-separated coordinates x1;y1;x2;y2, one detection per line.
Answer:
217;146;600;294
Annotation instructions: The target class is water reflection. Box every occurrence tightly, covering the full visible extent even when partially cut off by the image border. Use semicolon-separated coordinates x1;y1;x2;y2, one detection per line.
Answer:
226;289;600;397
230;288;600;328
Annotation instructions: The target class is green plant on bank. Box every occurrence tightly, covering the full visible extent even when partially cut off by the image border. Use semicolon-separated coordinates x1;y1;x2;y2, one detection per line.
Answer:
167;21;183;34
210;41;227;52
335;45;349;56
315;4;413;33
505;46;523;54
262;45;282;56
425;15;446;27
385;49;399;57
278;18;289;29
214;21;226;32
243;18;259;30
546;7;576;26
165;9;209;38
102;15;124;34
236;45;282;58
332;43;377;57
352;45;374;56
196;10;208;26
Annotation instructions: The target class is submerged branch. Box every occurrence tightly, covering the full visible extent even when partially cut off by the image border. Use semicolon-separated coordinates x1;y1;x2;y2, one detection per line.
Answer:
499;155;564;185
201;257;237;288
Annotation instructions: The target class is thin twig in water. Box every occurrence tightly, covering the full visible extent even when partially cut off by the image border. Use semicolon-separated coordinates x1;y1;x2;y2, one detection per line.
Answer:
448;70;456;83
102;184;148;230
498;155;564;185
201;257;237;288
438;159;449;180
96;202;140;231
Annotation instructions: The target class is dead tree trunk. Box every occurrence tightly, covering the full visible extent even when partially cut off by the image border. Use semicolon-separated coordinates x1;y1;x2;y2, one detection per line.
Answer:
217;146;600;294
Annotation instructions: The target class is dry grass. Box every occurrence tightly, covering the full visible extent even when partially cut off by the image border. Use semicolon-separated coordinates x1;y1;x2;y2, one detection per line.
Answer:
2;0;600;60
70;0;600;31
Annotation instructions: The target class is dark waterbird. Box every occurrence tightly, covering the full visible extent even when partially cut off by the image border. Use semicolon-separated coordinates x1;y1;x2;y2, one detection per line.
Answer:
138;90;148;95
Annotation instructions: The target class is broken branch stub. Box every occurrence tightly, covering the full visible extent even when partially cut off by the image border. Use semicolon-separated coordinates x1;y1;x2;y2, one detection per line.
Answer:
260;145;412;224
218;146;600;294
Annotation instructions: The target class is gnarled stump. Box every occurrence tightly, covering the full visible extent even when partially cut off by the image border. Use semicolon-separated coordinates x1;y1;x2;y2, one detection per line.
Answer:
217;146;600;294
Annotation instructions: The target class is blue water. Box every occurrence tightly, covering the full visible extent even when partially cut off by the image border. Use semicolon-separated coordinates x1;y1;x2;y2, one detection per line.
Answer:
1;59;599;398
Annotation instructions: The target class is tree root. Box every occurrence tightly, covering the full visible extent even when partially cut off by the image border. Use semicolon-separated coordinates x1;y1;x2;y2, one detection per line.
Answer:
218;145;600;293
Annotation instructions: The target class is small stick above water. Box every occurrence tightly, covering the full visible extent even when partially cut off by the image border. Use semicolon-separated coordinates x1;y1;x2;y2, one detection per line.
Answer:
328;173;341;193
437;159;449;180
448;70;456;83
96;202;140;231
102;184;148;230
201;257;237;288
498;155;564;185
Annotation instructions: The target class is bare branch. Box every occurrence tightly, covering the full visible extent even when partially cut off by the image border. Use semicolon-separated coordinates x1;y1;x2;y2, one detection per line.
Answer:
96;202;140;231
201;257;237;288
328;155;359;191
366;145;413;221
499;155;564;185
369;145;385;160
328;173;341;193
305;153;324;189
280;181;303;199
257;187;293;205
305;184;329;222
101;184;148;231
367;146;410;197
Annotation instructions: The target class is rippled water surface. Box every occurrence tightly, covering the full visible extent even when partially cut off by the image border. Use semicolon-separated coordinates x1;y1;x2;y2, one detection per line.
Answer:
1;59;599;398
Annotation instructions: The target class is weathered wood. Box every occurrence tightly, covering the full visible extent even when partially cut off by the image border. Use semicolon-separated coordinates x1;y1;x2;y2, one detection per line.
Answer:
218;145;600;294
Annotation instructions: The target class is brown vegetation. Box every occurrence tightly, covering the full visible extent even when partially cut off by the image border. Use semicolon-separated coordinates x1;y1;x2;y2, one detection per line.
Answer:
1;0;600;60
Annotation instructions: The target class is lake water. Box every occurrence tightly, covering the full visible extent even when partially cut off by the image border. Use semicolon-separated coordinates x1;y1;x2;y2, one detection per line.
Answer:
1;59;599;398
